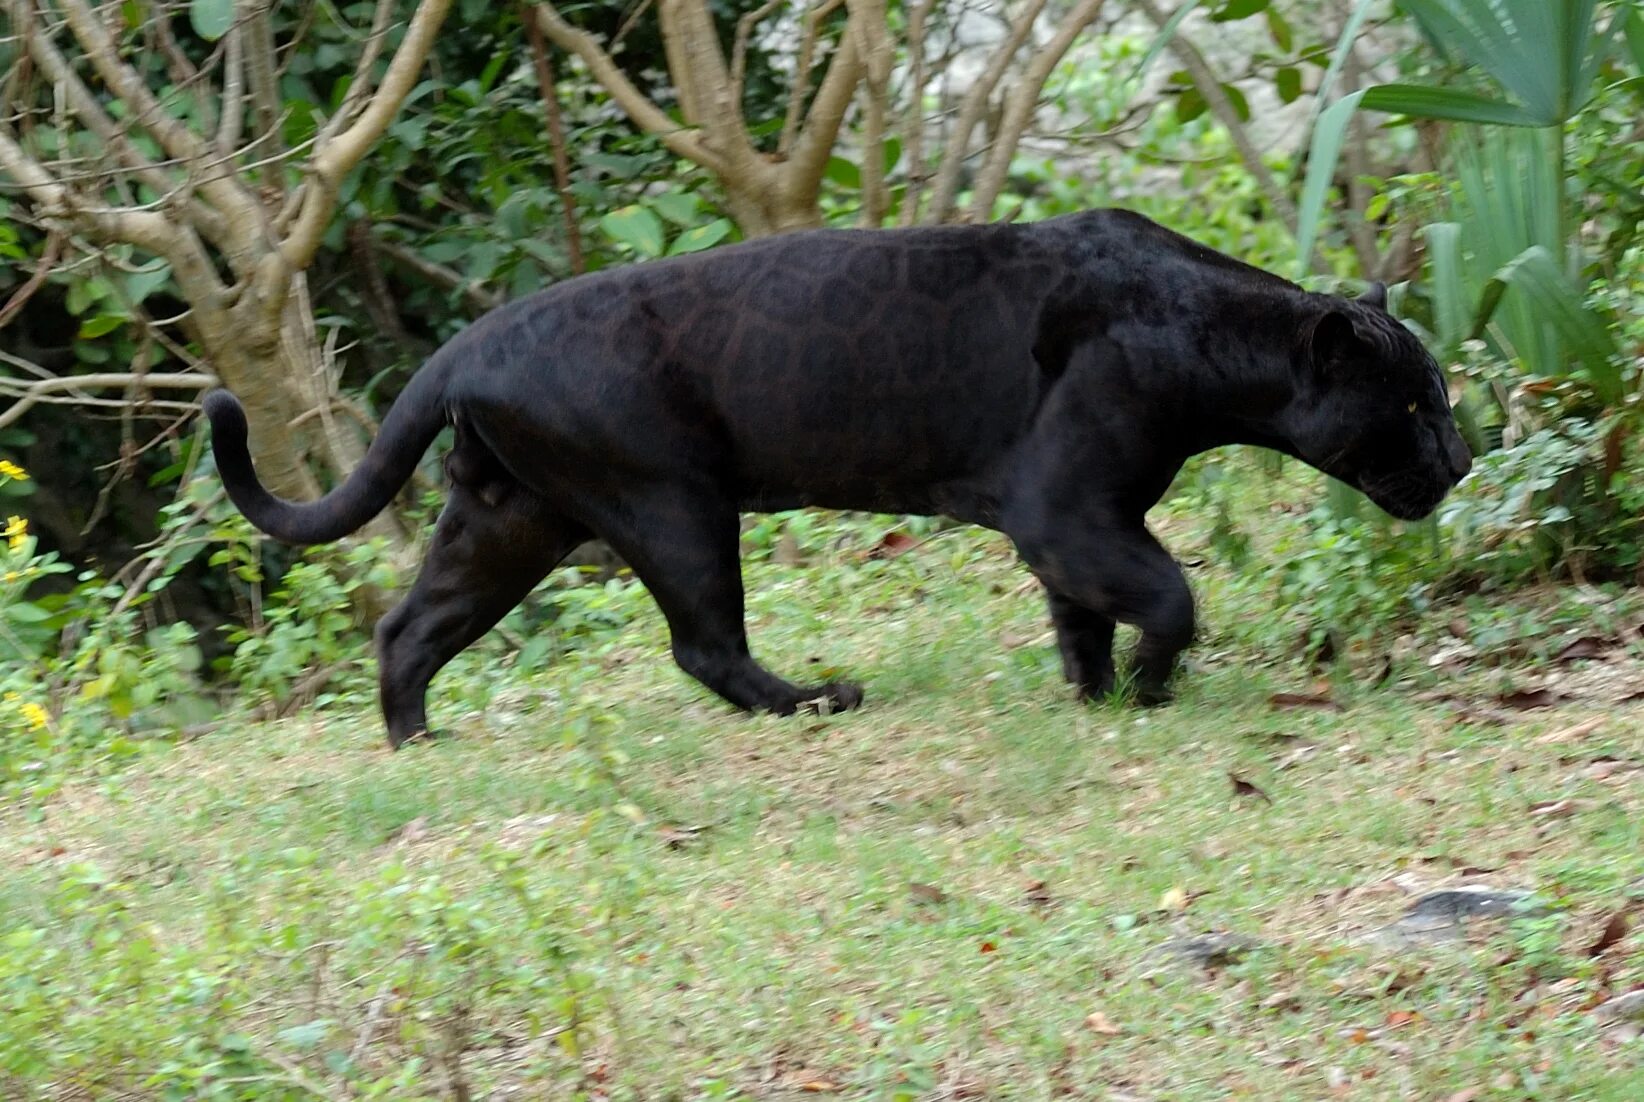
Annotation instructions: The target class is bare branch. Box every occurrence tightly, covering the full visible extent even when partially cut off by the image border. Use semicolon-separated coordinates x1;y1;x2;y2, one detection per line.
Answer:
314;0;398;152
54;0;262;238
786;11;862;194
0;229;62;332
0;372;216;432
216;22;246;159
276;0;455;281
658;0;758;174
521;1;585;274
897;0;936;227
779;0;845;156
532;1;728;176
246;1;286;173
927;0;1046;224
1132;0;1300;235
731;0;786;105
848;0;894;227
968;0;1109;222
374;239;504;314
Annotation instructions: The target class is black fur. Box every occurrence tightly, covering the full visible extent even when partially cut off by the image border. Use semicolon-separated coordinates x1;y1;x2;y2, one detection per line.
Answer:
204;209;1472;747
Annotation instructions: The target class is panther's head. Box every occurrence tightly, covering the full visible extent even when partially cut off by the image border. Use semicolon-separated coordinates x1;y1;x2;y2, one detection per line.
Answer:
1282;283;1473;521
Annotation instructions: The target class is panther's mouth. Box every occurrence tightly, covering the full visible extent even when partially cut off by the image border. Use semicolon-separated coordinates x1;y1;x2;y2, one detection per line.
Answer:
1359;471;1450;521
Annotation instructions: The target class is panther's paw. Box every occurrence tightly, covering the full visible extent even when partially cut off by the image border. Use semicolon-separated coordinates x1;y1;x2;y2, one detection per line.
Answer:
1132;684;1175;708
389;727;446;751
801;681;864;716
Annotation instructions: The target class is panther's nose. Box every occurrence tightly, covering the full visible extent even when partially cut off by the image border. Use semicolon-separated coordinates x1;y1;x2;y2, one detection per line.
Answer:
1446;432;1473;482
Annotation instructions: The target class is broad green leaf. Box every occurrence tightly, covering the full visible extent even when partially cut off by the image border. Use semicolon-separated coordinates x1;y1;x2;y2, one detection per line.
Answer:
1629;11;1644;73
1295;89;1364;277
124;262;171;303
77;314;125;339
1211;0;1267;22
190;0;235;41
1359;83;1546;126
1310;0;1377;126
667;219;733;256
1175;87;1207;124
1275;67;1302;104
1472;245;1621;403
599;206;665;258
1422;222;1465;351
650;191;700;227
1266;7;1293;51
1222;83;1250;122
1128;0;1204;87
824;156;861;189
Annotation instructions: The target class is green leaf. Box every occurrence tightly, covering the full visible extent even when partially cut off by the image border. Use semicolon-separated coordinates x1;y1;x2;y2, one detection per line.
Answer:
1422;221;1466;351
77;314;125;339
1360;83;1548;126
650;191;700;227
824;156;861;189
1629;11;1644;73
1294;89;1364;277
1128;0;1205;87
1472;245;1621;404
189;0;235;41
599;205;665;258
124;262;172;303
1311;0;1377;118
1175;87;1208;124
1266;7;1293;51
1275;67;1303;104
666;219;733;256
1222;83;1250;122
1212;0;1268;21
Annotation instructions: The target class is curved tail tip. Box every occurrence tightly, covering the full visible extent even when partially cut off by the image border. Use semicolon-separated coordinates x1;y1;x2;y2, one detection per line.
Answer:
202;388;246;432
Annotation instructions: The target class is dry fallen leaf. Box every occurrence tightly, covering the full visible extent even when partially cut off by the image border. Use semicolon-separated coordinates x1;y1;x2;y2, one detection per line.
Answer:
1229;772;1274;805
1555;636;1614;664
1586;909;1630;958
1498;688;1564;710
1023;879;1055;910
1268;691;1344;713
1444;1090;1481;1102
1529;799;1578;821
908;881;949;906
657;824;707;850
866;531;920;560
797;1079;840;1093
1158;885;1190;913
1084;1011;1123;1036
1534;717;1604;745
387;816;429;845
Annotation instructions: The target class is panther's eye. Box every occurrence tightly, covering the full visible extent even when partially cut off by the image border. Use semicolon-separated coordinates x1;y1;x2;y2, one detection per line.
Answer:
1407;402;1418;413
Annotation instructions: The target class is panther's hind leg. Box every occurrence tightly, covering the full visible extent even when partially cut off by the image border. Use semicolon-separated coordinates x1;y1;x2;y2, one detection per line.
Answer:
375;477;589;749
592;486;862;715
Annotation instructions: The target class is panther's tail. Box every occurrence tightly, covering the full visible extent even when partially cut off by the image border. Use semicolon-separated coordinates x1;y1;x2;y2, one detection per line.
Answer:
202;359;451;546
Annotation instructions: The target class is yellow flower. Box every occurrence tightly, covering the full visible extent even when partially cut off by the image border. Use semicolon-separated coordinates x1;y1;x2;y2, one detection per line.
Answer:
0;460;25;481
20;702;48;730
4;515;25;552
3;572;15;583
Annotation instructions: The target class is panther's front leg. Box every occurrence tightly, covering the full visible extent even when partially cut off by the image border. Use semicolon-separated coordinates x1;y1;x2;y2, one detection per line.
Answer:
1044;589;1118;699
1013;518;1195;706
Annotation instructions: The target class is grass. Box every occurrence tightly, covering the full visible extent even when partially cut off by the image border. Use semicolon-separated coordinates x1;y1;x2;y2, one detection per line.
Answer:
3;480;1644;1099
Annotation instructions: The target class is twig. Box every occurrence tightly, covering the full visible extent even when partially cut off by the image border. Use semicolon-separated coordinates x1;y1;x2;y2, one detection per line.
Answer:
522;2;585;274
0;228;62;330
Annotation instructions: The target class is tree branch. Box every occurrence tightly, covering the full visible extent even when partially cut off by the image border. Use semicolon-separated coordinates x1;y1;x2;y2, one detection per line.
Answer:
786;13;862;195
1133;0;1300;235
531;1;729;175
521;2;585;274
779;0;845;156
216;21;246;160
847;0;894;227
0;372;217;432
968;0;1109;221
54;0;262;242
275;0;455;284
373;239;503;314
897;0;936;227
927;0;1046;224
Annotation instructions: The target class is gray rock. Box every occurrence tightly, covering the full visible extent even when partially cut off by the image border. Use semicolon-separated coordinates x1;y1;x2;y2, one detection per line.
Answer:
1361;887;1547;950
1151;933;1268;970
1593;990;1644;1023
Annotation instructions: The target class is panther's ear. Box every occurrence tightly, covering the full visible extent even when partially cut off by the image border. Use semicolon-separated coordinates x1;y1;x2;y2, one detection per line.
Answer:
1360;281;1388;310
1304;310;1365;374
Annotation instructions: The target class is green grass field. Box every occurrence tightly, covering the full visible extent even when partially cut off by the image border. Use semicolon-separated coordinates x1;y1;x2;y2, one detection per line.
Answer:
3;498;1643;1099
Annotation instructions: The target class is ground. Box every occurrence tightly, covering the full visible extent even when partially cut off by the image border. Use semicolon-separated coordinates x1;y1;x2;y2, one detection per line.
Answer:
3;475;1643;1099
